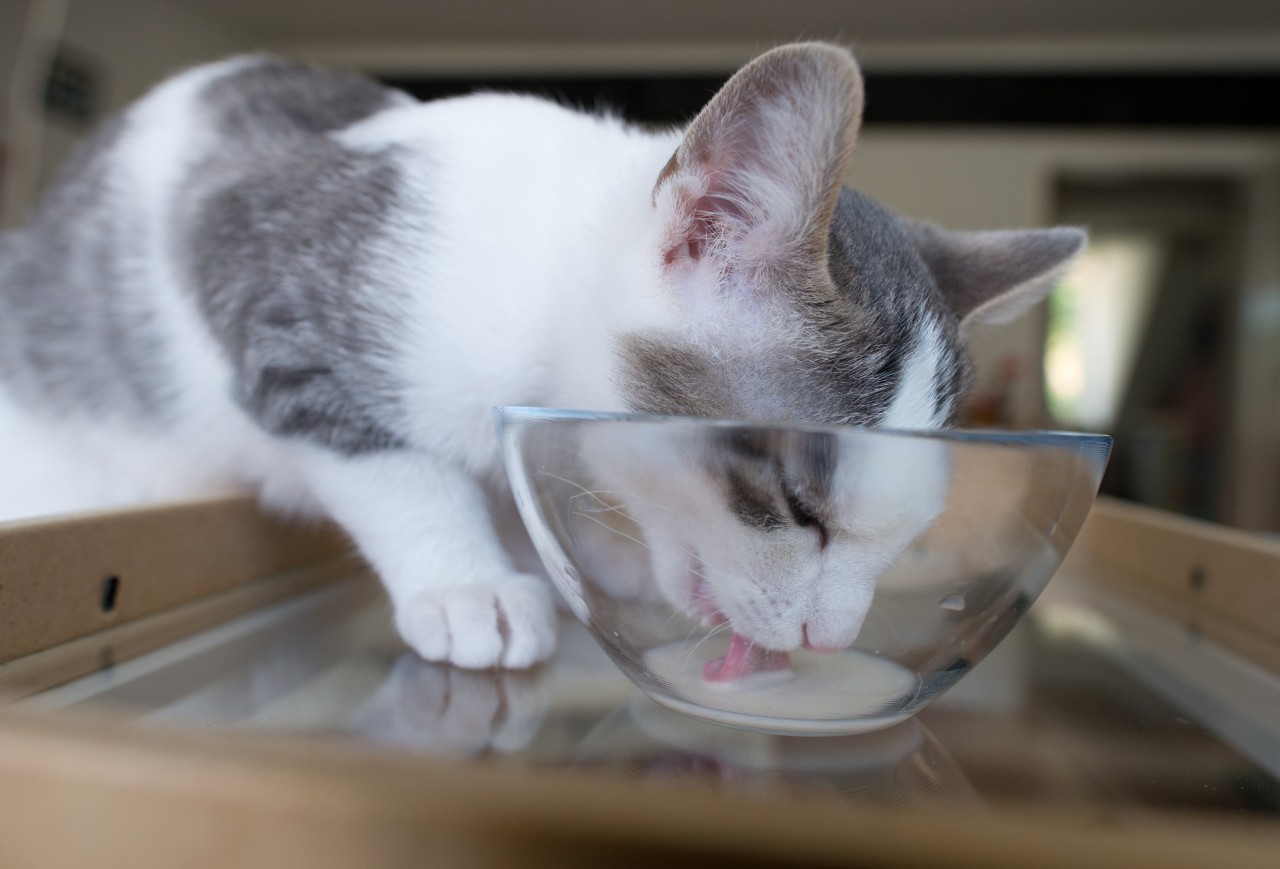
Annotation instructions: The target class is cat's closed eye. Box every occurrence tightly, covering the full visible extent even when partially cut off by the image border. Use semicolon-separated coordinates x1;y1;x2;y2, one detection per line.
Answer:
784;489;829;548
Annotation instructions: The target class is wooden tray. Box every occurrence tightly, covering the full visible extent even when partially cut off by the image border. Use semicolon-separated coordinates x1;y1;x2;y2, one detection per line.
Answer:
1;495;1277;868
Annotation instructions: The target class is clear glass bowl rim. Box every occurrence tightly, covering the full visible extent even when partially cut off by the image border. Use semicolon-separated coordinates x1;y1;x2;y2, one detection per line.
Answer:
495;405;1113;455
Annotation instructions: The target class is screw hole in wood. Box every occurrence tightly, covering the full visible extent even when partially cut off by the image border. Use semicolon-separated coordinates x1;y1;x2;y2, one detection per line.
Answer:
101;575;120;613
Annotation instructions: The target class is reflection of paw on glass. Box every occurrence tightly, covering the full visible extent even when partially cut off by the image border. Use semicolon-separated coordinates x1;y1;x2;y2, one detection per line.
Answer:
350;654;547;757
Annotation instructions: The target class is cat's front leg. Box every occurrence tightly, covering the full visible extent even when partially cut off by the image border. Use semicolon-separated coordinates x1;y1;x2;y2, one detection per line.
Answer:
299;449;557;669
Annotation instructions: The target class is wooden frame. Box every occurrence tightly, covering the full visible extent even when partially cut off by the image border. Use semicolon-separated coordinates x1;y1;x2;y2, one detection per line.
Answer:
1065;496;1280;672
0;495;1277;867
0;495;349;663
0;496;353;700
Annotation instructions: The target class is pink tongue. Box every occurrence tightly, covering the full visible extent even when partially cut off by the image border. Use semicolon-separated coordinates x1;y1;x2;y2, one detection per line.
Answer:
703;632;791;682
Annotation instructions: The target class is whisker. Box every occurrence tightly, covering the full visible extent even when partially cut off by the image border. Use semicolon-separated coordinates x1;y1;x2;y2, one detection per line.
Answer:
682;620;732;668
569;497;636;517
537;470;620;509
542;447;682;519
657;601;700;634
570;509;653;552
676;547;710;582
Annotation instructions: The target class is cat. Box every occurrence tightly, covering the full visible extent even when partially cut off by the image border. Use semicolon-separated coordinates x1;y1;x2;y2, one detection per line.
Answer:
0;43;1083;669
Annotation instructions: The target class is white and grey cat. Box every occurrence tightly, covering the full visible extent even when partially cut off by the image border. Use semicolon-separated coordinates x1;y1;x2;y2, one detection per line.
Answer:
0;43;1082;669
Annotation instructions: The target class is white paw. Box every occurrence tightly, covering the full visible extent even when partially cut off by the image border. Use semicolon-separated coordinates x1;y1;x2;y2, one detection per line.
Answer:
393;574;557;669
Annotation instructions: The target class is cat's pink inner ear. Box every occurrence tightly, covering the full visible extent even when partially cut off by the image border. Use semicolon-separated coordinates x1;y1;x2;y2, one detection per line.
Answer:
657;168;752;267
654;43;864;272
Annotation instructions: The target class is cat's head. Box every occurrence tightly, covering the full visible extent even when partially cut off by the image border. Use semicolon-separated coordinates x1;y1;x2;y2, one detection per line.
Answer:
598;43;1083;654
621;42;1084;430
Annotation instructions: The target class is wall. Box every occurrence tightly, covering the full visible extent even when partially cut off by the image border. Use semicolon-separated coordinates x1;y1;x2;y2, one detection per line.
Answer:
1232;169;1280;530
0;4;28;86
1;0;253;226
59;0;253;109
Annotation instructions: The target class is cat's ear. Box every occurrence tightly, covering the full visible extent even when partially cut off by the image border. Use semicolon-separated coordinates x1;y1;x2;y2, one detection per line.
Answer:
652;43;863;280
907;223;1087;331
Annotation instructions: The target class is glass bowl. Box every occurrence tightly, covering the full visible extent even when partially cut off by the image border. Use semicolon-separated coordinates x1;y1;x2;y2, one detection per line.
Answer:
497;407;1111;735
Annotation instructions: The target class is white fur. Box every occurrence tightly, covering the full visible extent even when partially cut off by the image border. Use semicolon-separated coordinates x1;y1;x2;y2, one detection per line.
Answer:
298;96;684;666
882;318;952;431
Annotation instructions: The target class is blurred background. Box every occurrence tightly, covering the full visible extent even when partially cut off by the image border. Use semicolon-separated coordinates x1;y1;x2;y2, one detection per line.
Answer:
2;0;1278;532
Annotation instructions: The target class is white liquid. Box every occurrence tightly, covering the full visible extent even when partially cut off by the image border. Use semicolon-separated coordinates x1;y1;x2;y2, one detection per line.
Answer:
642;640;921;735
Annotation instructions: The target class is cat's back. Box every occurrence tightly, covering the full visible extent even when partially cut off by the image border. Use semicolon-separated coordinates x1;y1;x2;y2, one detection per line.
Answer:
0;59;247;419
0;56;409;404
0;57;419;516
0;56;668;515
195;56;412;142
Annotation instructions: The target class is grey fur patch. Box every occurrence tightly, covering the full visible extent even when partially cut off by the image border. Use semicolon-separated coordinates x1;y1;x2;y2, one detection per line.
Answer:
821;188;969;425
619;336;732;419
0;115;173;418
0;57;412;441
620;187;970;429
725;466;787;532
182;58;414;455
202;57;407;139
706;428;836;541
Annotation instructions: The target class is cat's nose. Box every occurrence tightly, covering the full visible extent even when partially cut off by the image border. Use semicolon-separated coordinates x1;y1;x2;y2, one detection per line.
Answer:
801;623;842;654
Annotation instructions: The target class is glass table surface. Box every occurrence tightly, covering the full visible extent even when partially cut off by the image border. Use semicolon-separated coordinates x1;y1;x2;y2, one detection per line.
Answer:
12;564;1280;823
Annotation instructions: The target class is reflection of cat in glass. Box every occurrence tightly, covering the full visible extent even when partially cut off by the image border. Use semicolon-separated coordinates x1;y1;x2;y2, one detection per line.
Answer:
0;43;1081;669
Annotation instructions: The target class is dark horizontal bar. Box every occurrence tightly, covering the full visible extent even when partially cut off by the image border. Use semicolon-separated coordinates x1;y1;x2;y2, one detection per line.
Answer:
381;71;1280;128
862;72;1280;128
